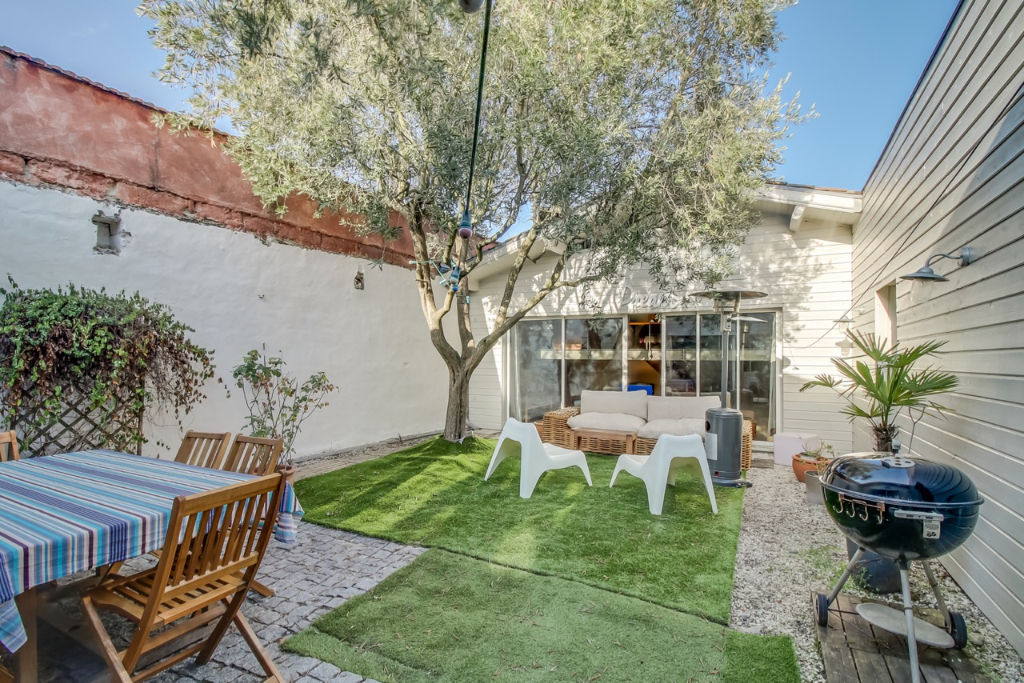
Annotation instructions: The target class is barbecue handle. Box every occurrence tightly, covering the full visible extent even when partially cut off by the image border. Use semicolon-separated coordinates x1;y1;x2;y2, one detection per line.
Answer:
893;508;944;539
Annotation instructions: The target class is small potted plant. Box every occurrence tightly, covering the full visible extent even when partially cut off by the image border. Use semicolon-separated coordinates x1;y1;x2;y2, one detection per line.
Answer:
232;347;336;478
791;438;832;483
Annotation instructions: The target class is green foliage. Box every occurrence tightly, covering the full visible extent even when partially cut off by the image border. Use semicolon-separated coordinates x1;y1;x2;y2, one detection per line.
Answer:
797;439;834;461
142;0;805;286
0;279;214;453
800;331;958;452
143;0;809;440
231;346;335;462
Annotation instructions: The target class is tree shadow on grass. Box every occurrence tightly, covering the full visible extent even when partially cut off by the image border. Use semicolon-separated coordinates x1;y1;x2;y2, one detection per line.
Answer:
296;436;744;623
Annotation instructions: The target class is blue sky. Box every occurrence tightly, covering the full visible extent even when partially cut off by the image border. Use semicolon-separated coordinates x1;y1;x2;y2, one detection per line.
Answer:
0;0;959;191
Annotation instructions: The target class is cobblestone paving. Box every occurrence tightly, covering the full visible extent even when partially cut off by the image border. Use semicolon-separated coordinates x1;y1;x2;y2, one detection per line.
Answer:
27;434;437;683
35;526;426;682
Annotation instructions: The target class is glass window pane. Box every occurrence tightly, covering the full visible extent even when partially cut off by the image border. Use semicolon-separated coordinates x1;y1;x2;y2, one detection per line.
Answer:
627;315;661;395
665;315;697;396
510;320;562;422
565;317;623;406
699;314;724;397
737;312;775;441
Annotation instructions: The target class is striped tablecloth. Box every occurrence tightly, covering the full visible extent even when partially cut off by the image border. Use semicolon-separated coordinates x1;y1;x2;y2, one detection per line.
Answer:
0;451;259;653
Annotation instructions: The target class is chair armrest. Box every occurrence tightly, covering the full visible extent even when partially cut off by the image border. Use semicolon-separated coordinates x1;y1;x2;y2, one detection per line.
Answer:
541;407;580;448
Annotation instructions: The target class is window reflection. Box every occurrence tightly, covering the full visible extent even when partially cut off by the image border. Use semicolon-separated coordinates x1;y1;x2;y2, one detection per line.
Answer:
510;320;562;422
511;312;776;440
564;317;623;406
665;315;697;396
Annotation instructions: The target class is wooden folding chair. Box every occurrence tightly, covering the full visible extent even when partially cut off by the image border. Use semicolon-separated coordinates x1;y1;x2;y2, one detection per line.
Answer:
222;435;284;476
81;474;286;682
0;430;20;462
174;431;231;469
220;435;286;598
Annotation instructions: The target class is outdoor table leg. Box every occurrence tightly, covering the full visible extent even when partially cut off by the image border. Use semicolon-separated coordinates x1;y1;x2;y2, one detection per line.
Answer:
13;590;37;683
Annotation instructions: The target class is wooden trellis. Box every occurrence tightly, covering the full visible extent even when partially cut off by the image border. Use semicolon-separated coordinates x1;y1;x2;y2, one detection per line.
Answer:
4;381;143;457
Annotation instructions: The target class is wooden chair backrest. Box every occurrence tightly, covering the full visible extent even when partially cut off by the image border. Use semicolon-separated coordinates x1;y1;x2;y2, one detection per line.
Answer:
153;474;283;608
0;430;20;462
223;435;284;475
174;431;231;469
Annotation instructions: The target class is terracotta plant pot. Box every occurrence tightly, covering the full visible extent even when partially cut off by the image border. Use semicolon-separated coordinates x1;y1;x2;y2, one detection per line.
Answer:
791;454;819;483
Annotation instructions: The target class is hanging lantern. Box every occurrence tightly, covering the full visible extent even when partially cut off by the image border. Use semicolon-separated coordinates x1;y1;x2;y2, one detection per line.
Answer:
459;0;485;13
458;210;473;239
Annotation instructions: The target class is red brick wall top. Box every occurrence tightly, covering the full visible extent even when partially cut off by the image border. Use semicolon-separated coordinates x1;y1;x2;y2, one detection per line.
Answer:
0;46;414;266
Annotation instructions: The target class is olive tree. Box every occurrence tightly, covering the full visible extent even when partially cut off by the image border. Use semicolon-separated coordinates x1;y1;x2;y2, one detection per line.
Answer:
142;0;803;441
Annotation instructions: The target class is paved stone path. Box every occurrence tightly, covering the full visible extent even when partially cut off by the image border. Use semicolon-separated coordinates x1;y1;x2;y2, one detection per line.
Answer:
26;437;437;683
33;525;426;682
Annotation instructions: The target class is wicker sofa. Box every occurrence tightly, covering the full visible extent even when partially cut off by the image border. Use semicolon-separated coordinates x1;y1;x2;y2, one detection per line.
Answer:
539;390;753;469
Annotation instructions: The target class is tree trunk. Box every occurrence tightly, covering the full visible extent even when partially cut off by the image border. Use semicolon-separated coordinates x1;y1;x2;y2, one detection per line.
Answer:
872;424;897;453
443;368;471;442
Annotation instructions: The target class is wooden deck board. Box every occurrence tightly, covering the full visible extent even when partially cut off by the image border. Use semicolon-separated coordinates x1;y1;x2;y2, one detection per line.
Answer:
813;592;989;683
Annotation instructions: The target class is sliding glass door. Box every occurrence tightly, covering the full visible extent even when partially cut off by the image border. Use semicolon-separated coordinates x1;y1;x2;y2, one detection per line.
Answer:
510;311;777;440
564;317;623;407
509;319;562;422
665;315;697;396
736;312;776;441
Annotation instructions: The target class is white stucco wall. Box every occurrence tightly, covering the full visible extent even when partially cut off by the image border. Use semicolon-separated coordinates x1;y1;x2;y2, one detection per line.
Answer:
0;181;447;459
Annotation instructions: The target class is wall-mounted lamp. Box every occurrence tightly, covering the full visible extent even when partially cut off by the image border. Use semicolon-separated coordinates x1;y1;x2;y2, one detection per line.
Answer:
91;210;123;255
900;246;975;282
832;314;854;327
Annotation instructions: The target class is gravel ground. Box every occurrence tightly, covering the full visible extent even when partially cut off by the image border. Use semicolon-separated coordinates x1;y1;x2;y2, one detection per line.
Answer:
730;462;1023;682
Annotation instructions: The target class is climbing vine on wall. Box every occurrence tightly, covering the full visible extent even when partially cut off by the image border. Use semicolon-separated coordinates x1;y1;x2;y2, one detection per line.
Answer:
0;279;215;454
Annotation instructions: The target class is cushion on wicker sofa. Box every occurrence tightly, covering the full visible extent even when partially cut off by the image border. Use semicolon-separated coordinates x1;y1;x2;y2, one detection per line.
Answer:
579;389;648;419
647;395;721;420
567;411;646;432
637;417;707;439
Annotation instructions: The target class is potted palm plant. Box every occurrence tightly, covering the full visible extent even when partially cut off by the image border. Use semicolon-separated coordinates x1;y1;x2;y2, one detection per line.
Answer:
800;330;958;592
800;331;958;453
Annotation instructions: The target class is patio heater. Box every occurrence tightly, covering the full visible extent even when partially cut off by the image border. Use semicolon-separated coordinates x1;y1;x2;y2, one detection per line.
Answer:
694;289;766;487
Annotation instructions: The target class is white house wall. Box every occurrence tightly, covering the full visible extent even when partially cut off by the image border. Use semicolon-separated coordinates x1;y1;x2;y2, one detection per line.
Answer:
468;215;855;453
851;0;1024;654
0;182;448;459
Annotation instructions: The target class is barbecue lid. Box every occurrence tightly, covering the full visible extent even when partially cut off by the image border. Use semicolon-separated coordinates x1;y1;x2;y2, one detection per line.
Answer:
820;453;983;509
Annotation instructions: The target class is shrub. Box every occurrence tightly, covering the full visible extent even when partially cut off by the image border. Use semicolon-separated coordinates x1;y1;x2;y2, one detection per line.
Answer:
232;347;335;463
0;278;215;454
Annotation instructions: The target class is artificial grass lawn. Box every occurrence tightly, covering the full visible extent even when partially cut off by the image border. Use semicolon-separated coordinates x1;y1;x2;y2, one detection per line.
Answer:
285;549;799;683
296;436;742;623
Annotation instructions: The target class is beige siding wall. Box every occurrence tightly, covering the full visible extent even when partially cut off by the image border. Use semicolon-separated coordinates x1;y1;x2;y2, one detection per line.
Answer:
851;0;1024;654
469;215;855;452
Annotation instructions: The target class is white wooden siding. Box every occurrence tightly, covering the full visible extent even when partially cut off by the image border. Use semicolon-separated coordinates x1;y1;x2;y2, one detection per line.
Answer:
469;215;855;453
851;0;1024;655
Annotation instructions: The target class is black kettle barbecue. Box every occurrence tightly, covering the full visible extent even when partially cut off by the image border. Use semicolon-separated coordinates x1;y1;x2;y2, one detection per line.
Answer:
814;452;984;683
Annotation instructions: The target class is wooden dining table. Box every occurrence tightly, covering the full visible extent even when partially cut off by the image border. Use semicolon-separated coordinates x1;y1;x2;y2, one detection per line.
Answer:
0;450;260;682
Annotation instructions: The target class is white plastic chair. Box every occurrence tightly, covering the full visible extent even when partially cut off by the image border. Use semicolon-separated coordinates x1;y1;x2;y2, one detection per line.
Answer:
485;418;593;498
609;433;718;515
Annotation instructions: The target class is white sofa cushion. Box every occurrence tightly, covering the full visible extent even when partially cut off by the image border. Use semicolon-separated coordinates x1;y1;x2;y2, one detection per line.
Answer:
580;389;648;420
568;412;645;433
646;395;721;421
637;418;707;439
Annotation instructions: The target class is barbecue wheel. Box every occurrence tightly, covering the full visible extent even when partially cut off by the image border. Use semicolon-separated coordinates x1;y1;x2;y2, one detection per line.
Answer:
815;593;831;626
948;611;968;649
